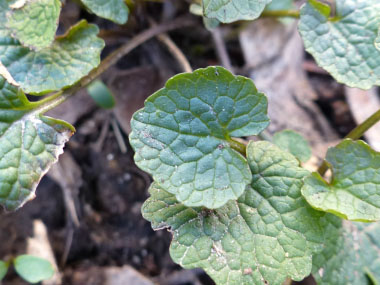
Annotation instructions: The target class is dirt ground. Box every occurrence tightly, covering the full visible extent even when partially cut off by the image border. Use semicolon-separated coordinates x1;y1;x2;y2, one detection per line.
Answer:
1;1;378;284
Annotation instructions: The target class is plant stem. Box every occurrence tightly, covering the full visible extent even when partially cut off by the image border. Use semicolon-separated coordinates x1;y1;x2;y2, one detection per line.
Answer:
317;160;329;177
318;108;380;175
228;138;247;156
148;17;192;73
44;16;196;110
83;16;195;87
261;10;300;19
258;130;272;141
345;109;380;140
157;32;193;72
34;91;65;113
211;27;233;72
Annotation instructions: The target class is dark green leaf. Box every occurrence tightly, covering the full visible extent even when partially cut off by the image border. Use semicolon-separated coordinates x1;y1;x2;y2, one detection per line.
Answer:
81;0;129;24
202;0;272;23
130;66;269;208
312;215;380;284
6;0;61;50
142;141;327;284
273;129;312;162
302;139;380;222
0;0;104;94
87;80;115;109
298;0;380;89
0;76;74;210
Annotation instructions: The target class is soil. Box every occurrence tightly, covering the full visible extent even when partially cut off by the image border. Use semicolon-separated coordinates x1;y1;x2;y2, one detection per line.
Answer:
0;1;361;285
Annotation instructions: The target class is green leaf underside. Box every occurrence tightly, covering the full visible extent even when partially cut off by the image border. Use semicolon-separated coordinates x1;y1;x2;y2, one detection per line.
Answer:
312;215;380;285
130;66;269;209
81;0;129;24
302;139;380;222
6;0;61;50
298;0;380;89
273;129;312;163
0;0;104;94
0;76;74;211
143;141;327;285
202;0;272;23
0;261;8;280
14;255;54;283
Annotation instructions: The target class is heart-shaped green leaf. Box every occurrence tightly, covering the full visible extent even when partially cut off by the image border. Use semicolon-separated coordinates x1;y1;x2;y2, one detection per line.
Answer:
142;141;326;284
302;139;380;222
6;0;61;50
0;76;74;211
81;0;129;25
273;129;312;162
312;215;380;285
298;0;380;89
0;0;104;94
202;0;272;23
14;255;54;284
130;66;269;209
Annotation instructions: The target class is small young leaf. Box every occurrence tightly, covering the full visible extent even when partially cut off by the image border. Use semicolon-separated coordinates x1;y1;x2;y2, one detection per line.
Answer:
298;0;380;89
130;66;269;209
307;0;331;18
202;0;272;23
0;0;104;94
190;3;203;16
0;261;8;280
0;76;74;211
273;129;312;162
81;0;129;24
87;80;115;109
6;0;61;50
143;142;327;285
312;215;380;285
14;255;54;284
302;139;380;222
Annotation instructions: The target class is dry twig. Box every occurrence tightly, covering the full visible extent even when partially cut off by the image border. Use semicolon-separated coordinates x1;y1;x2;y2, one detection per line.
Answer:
211;27;233;72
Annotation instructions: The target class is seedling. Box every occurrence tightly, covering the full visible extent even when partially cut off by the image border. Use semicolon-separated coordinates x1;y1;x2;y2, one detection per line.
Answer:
0;0;379;284
0;255;54;284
